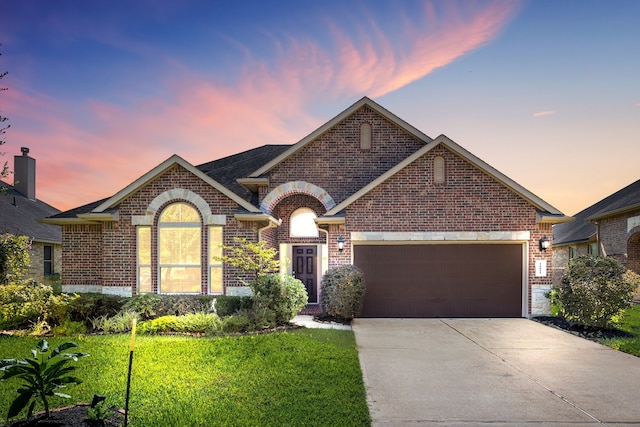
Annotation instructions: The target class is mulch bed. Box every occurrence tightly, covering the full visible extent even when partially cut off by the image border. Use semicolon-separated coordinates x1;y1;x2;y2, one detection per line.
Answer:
532;316;633;341
4;404;124;427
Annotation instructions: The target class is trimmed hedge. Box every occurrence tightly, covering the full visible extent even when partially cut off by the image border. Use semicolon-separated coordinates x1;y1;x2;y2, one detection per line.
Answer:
214;296;253;317
321;265;365;321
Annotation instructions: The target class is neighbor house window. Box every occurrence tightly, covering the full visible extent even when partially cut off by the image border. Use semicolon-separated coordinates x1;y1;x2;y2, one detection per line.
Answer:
137;226;151;293
588;243;598;255
569;246;577;259
44;245;53;276
290;208;319;237
209;226;223;294
158;202;201;294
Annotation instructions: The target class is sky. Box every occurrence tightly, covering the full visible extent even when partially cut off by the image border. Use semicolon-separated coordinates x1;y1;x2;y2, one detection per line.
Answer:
1;0;639;216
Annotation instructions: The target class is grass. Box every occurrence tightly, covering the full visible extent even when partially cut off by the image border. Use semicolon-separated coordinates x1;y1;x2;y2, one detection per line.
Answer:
599;304;640;357
0;329;370;426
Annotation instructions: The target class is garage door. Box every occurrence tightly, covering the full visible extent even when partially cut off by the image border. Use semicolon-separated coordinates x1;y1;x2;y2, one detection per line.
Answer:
353;244;523;318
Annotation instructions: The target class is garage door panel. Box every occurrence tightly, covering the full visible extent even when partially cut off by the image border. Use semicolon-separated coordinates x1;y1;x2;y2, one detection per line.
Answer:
354;244;522;318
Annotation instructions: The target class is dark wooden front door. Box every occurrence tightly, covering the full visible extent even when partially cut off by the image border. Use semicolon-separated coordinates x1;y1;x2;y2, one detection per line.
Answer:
293;246;318;303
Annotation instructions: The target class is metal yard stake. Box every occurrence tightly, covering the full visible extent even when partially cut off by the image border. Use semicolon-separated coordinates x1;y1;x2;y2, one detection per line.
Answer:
125;318;137;426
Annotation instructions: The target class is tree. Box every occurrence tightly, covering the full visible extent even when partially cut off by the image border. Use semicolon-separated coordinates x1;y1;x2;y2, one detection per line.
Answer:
0;44;10;181
216;237;280;287
0;233;31;284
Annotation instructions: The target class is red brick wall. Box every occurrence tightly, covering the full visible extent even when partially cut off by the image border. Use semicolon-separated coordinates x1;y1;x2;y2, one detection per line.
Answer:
628;230;640;275
598;208;640;268
265;105;424;205
343;144;553;312
62;224;103;287
63;165;263;293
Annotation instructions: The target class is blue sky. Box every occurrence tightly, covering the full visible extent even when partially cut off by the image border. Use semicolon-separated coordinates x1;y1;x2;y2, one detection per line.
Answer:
1;0;639;214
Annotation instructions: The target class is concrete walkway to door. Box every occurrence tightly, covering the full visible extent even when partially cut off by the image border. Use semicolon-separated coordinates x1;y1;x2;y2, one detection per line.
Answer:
352;318;640;426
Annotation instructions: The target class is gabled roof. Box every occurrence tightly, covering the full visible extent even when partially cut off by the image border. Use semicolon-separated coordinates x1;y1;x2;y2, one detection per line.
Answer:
324;134;565;219
91;155;263;214
553;178;640;246
0;182;61;243
248;96;433;177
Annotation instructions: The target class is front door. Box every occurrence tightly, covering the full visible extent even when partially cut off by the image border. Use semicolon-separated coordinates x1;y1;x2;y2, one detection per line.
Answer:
293;246;318;303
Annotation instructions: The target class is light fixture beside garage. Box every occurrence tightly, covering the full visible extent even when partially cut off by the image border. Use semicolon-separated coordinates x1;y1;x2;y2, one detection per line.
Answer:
337;236;345;252
539;236;550;251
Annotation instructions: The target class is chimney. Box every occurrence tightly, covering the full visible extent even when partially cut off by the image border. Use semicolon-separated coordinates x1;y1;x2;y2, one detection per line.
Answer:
14;147;36;200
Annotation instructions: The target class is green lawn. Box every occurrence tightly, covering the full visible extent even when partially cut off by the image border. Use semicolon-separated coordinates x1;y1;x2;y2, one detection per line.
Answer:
0;329;370;426
600;304;640;357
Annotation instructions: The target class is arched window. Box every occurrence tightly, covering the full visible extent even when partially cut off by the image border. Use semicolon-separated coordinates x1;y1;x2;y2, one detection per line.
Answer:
158;202;201;293
290;208;319;237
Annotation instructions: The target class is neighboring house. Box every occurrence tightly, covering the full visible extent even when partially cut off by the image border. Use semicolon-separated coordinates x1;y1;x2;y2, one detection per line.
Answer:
43;97;569;317
552;179;640;286
0;148;62;283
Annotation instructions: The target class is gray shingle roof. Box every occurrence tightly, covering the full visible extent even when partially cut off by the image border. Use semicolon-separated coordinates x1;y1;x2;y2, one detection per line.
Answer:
0;182;62;243
553;178;640;246
197;145;290;204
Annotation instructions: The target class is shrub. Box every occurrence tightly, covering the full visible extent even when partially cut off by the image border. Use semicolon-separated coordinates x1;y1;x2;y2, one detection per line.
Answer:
52;319;87;336
91;311;138;333
137;312;221;334
42;273;62;294
321;265;366;321
253;274;308;325
122;294;214;320
0;280;75;330
122;294;163;320
220;311;252;333
66;293;128;327
215;296;254;317
556;255;640;328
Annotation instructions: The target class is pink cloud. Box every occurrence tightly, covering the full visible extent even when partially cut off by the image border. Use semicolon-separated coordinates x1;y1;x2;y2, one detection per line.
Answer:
533;110;557;117
4;0;520;211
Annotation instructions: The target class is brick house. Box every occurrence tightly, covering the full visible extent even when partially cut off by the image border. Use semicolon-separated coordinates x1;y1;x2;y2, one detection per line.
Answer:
0;148;62;283
43;97;568;317
552;179;640;290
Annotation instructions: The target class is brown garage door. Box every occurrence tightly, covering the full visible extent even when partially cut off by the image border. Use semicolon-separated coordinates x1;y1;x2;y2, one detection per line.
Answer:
353;244;523;318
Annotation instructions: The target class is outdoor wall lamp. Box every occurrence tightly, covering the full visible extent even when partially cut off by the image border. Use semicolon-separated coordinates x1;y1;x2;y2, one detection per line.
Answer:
337;236;345;252
539;236;550;251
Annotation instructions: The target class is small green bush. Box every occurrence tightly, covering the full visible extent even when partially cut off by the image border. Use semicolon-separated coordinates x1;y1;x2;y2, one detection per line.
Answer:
42;273;62;294
52;319;87;336
137;312;221;334
253;274;308;325
221;311;252;333
91;311;138;333
0;280;75;330
66;293;128;327
122;294;163;320
556;255;640;328
215;295;254;317
321;265;366;321
123;294;214;320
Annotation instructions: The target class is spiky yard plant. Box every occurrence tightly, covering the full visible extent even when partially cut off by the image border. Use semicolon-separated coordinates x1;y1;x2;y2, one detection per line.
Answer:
0;339;89;420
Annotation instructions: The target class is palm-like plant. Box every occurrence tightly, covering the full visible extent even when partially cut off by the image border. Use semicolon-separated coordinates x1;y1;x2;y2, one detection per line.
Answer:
0;339;89;419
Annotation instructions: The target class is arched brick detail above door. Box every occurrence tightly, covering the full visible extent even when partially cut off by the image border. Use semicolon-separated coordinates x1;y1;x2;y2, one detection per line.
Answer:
261;181;336;215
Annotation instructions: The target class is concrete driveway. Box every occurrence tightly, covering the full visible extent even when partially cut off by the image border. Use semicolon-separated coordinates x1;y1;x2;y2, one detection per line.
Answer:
352;318;640;426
